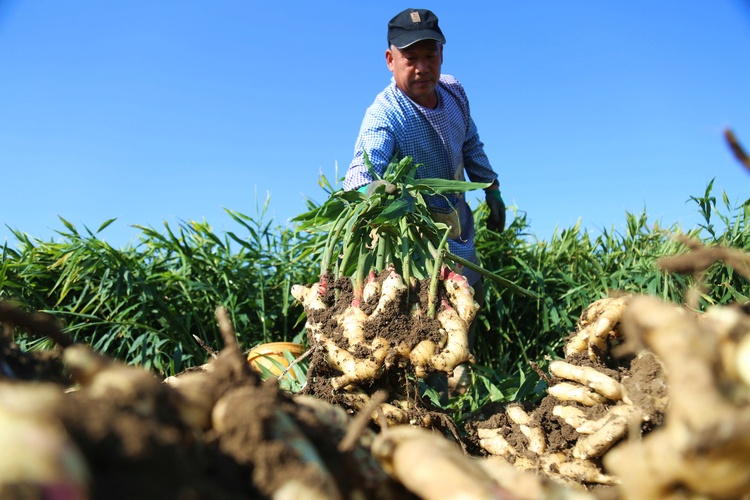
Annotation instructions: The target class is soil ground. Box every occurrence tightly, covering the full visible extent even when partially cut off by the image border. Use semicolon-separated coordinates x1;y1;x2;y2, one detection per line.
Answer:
300;272;470;437
0;305;414;499
0;284;666;499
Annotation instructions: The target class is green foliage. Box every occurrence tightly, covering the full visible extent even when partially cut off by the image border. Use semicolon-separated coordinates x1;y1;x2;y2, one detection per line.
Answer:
293;154;532;320
2;179;750;405
293;154;491;290
466;180;750;409
0;197;318;375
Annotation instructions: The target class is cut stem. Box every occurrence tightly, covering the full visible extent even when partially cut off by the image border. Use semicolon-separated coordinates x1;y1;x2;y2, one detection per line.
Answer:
322;207;352;274
428;227;450;318
338;241;357;279
375;232;386;272
444;251;538;299
399;218;411;300
353;246;368;306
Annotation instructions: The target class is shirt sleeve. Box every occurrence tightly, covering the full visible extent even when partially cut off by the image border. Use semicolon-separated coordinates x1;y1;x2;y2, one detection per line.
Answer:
343;100;400;191
452;82;497;186
463;116;498;185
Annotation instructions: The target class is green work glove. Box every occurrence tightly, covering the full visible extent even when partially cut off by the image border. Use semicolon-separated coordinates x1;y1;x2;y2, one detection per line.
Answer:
360;180;398;197
485;189;506;232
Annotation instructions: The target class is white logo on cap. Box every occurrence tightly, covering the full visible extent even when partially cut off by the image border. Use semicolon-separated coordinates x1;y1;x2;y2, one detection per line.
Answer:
410;12;421;23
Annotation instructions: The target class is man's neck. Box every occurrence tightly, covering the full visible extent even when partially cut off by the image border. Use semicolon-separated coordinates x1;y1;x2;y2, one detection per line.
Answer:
419;91;438;109
396;85;438;109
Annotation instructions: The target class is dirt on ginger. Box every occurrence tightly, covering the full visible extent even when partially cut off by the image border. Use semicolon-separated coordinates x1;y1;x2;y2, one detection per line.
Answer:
293;265;479;427
605;296;750;500
471;293;665;492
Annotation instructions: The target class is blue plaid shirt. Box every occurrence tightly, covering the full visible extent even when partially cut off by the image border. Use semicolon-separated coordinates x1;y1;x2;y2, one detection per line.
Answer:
344;74;498;285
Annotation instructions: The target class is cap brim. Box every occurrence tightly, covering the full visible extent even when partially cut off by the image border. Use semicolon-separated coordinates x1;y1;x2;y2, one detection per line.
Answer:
390;30;446;49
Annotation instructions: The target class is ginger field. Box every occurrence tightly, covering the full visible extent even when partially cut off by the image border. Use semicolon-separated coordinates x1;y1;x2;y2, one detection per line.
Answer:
1;136;750;498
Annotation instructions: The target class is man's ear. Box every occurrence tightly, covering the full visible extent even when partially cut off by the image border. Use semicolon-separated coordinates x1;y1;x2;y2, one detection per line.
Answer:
385;48;395;72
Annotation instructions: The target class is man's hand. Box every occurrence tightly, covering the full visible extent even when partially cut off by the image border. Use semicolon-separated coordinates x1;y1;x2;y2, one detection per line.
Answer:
364;180;398;197
485;188;506;232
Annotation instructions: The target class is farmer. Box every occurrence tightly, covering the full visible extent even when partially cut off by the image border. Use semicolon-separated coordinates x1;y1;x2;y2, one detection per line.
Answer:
343;8;506;398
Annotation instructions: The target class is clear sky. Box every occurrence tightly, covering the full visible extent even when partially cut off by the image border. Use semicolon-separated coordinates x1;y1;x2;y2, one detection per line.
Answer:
2;1;750;248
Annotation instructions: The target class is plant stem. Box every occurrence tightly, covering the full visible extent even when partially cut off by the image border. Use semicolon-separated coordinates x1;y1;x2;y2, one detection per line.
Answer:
338;240;357;279
428;228;450;318
322;207;351;274
444;251;539;299
376;233;386;272
353;246;368;305
399;218;411;298
424;237;436;280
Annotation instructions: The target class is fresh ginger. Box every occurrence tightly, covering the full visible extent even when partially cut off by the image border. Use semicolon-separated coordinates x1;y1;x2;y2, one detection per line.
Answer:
441;268;481;324
477;294;662;490
604;296;750;499
372;425;510;500
564;296;630;360
549;361;628;402
327;337;391;390
429;299;475;374
293;266;479;395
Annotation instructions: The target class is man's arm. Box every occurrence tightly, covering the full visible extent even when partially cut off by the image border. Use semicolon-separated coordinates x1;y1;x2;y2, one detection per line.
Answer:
344;110;399;191
462;118;498;185
463;115;505;231
440;75;498;185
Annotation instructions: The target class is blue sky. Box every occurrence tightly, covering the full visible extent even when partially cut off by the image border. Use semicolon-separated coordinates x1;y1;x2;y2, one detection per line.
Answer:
2;1;750;248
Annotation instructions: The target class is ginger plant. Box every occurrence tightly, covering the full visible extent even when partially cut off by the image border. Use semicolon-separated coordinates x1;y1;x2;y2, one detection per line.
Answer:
291;154;534;423
604;296;750;500
475;295;669;490
476;235;750;497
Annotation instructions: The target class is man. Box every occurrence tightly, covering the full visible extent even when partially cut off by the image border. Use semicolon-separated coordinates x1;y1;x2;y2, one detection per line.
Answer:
343;8;506;398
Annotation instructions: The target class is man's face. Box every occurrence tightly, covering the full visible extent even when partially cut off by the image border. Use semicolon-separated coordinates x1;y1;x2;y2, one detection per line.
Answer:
386;39;443;108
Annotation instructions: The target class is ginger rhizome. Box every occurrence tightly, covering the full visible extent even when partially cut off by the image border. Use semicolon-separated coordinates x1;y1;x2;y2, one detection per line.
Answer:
293;265;480;423
291;155;531;424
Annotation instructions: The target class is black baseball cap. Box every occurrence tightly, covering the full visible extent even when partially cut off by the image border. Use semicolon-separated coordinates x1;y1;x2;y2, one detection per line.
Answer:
387;8;446;49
